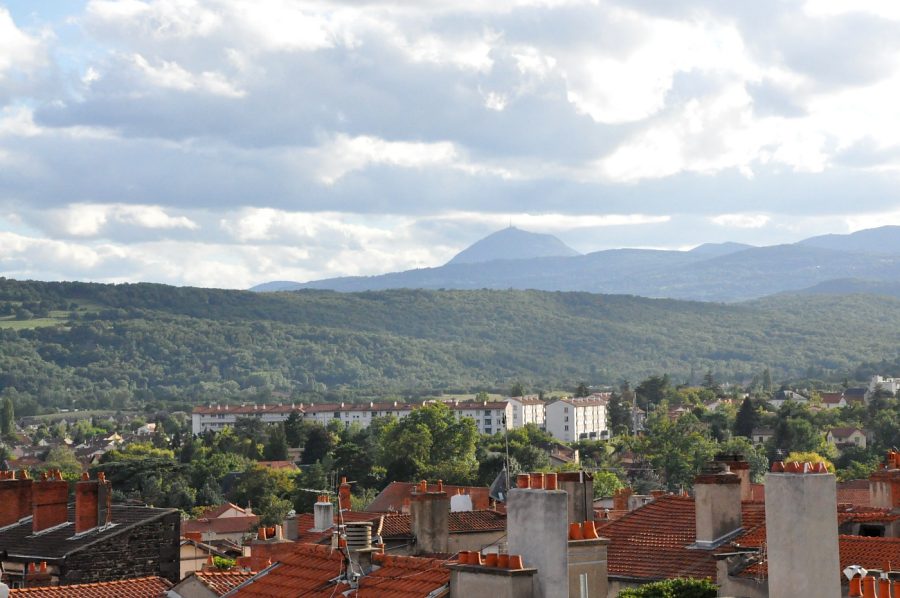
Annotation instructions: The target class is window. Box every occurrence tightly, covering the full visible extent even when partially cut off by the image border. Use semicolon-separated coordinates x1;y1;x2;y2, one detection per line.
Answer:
333;412;340;418
485;428;492;434
564;407;569;413
565;416;569;422
484;410;491;415
564;425;569;431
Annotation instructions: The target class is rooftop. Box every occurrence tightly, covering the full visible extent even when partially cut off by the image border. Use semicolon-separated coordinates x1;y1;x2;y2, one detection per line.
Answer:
365;482;491;512
192;570;259;596
230;544;450;598
9;576;171;597
0;504;177;561
595;495;766;581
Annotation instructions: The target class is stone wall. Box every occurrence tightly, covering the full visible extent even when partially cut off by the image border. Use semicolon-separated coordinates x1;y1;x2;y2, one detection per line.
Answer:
61;512;180;585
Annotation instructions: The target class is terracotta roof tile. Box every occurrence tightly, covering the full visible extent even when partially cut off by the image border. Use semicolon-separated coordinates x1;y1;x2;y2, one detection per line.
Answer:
194;570;259;596
199;503;248;519
183;515;259;535
231;544;450;597
740;535;900;578
596;495;766;582
837;479;872;507
366;482;491;512
10;576;171;597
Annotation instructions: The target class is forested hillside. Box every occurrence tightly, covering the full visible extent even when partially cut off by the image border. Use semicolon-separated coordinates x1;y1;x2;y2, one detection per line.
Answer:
2;277;900;413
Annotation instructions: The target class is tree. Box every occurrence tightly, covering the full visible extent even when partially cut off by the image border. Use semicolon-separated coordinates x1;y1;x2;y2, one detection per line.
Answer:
42;446;83;479
618;578;716;597
575;383;589;398
509;382;525;398
630;407;716;491
264;423;289;461
762;368;773;392
702;370;721;395
301;424;334;464
284;412;305;448
0;397;14;438
606;393;631;435
733;397;758;439
592;471;624;499
377;402;478;484
636;375;671;409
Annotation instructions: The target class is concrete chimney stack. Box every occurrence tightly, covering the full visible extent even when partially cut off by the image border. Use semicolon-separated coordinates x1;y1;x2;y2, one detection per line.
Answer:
410;480;449;555
508;472;570;598
765;461;841;598
557;471;594;524
869;451;900;509
313;495;334;532
693;462;742;548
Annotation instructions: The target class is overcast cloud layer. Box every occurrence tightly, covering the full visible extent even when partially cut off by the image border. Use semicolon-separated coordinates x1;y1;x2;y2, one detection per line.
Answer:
3;0;900;288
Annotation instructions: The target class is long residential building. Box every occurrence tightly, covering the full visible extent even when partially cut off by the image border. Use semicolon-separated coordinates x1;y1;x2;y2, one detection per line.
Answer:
192;395;606;441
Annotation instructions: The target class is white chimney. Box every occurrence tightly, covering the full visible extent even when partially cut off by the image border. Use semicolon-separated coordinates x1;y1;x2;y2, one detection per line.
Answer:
765;461;841;598
693;462;742;548
313;496;334;532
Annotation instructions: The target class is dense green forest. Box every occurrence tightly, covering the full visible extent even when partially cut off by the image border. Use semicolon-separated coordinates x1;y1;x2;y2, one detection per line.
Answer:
1;277;900;412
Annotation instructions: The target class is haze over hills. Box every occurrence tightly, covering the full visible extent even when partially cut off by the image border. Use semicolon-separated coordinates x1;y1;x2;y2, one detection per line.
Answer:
252;226;900;302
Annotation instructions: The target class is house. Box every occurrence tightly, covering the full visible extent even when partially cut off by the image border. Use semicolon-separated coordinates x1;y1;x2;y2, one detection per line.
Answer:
365;481;491;512
182;503;259;544
750;427;773;446
845;387;868;405
820;392;847;409
767;389;806;409
169;569;258;598
545;397;608;443
9;576;172;597
179;535;235;580
827;427;868;450
0;470;180;589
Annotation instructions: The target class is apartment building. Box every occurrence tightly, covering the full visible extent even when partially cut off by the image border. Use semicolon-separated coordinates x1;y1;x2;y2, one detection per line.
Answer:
506;395;546;429
545;397;608;443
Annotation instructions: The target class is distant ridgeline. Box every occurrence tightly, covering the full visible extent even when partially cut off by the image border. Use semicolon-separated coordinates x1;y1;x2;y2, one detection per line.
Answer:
2;277;900;411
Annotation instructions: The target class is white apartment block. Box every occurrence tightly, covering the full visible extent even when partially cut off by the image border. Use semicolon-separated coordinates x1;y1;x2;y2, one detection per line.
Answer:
507;395;546;429
545;397;608;443
446;400;513;435
192;400;512;436
869;375;900;397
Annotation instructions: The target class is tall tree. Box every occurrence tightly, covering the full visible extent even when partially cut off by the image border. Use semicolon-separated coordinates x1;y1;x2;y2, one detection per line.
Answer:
0;397;14;438
301;424;334;465
284;412;305;448
575;382;590;398
509;382;525;397
733;397;758;439
264;423;289;461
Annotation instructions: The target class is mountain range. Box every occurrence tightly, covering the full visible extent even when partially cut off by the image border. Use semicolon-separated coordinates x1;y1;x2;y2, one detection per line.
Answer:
252;225;900;302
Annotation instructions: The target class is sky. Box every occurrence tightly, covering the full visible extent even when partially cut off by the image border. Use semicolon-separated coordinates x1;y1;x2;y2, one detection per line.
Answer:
3;1;900;288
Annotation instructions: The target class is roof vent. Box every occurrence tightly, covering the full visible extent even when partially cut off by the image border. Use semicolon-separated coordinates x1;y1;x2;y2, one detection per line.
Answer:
344;521;373;550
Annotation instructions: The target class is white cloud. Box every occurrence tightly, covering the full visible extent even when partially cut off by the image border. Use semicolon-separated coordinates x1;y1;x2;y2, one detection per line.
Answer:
44;204;198;237
433;211;671;232
0;7;46;80
710;214;771;229
131;53;245;97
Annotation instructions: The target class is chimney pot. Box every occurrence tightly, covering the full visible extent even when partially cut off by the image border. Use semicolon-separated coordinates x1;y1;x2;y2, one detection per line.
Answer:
569;522;584;540
529;472;544;490
484;553;498;567
516;474;530;489
582;520;599;540
508;554;524;570
772;461;785;472
497;553;510;568
862;576;876;598
545;472;558;490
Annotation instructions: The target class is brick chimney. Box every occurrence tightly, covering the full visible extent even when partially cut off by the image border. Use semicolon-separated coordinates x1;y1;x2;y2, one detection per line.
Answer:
0;470;33;527
32;470;69;534
75;471;111;533
410;479;449;555
338;477;352;512
612;487;632;512
312;495;333;532
24;561;53;588
693;462;742;548
765;461;840;598
869;451;900;509
508;472;570;598
715;453;752;501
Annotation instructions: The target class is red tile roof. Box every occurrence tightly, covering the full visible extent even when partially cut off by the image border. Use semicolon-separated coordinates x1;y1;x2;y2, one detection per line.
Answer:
183;514;259;535
193;404;303;415
10;577;171;597
366;482;491;512
199;503;248;519
193;570;259;596
231;544;450;597
739;536;900;578
595;495;766;582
